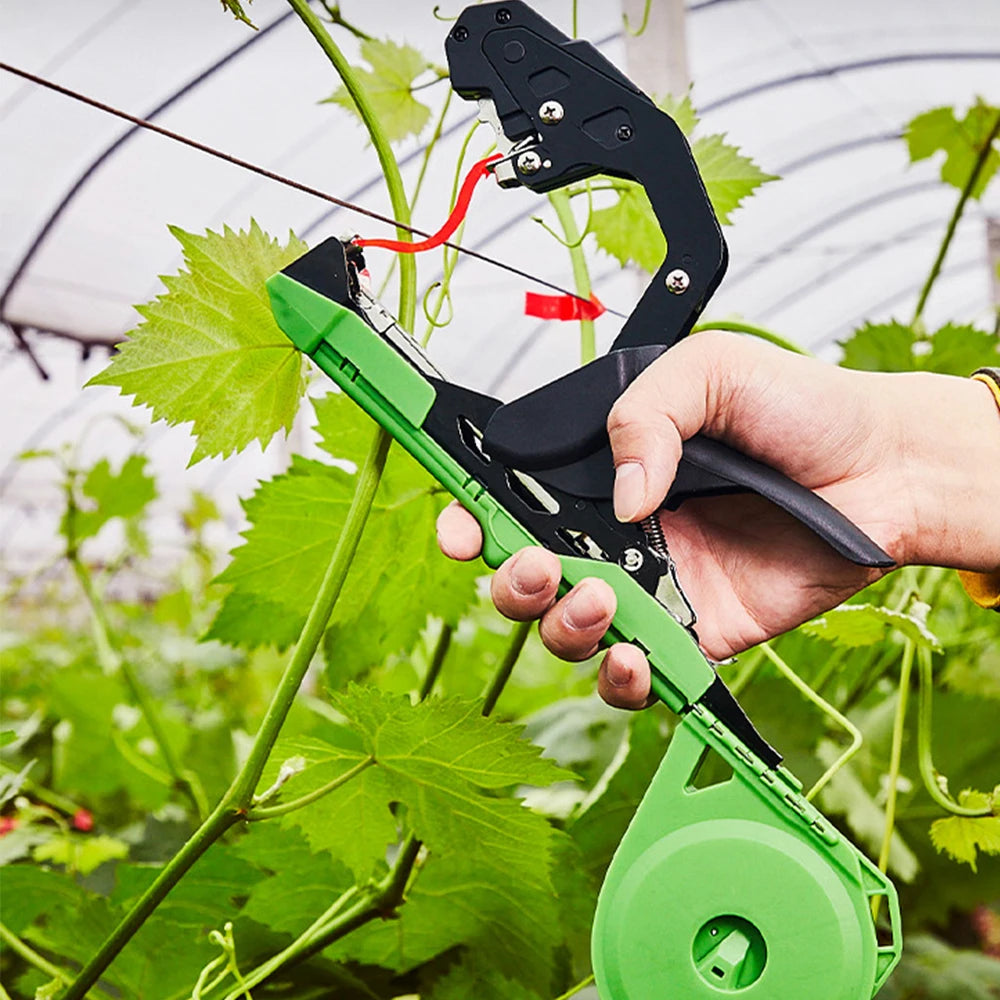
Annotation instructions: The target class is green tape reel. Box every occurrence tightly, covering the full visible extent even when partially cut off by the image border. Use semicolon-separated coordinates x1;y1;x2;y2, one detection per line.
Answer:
592;713;900;1000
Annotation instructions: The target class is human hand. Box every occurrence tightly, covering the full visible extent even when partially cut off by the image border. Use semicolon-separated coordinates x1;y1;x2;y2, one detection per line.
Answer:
437;331;1000;708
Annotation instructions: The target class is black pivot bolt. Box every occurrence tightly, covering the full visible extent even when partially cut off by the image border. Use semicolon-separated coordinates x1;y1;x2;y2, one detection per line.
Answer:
452;24;469;41
496;7;512;22
616;124;633;141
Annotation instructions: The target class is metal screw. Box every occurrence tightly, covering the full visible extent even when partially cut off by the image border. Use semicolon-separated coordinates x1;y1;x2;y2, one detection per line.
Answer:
622;548;644;572
496;7;512;22
616;124;633;141
539;100;564;125
452;25;469;41
665;268;690;294
517;150;542;175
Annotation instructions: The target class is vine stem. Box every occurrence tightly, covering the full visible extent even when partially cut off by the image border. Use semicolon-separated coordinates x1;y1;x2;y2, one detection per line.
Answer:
482;621;531;717
916;645;992;817
248;755;376;820
0;923;107;1000
759;643;862;801
219;835;423;999
911;109;1000;326
873;640;915;920
289;0;415;330
548;189;597;364
62;433;392;1000
62;7;417;997
554;973;596;1000
69;554;208;821
419;623;454;701
690;319;810;356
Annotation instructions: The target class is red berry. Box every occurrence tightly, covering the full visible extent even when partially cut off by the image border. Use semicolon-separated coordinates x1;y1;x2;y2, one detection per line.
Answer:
0;816;19;835
72;809;94;832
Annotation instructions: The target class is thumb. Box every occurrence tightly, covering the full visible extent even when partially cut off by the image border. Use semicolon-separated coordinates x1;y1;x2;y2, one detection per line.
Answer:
606;333;725;522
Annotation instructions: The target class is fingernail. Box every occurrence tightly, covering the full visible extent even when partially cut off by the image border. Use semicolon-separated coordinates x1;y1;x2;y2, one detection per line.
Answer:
606;659;633;688
613;462;645;522
510;554;550;596
564;583;608;630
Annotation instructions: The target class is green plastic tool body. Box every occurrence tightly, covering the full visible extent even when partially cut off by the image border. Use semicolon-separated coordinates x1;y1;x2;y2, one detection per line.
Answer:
267;269;902;999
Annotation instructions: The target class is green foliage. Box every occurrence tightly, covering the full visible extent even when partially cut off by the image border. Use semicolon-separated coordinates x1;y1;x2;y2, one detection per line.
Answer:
207;394;480;667
5;21;1000;1000
61;454;156;548
802;603;941;651
325;38;435;144
87;222;308;465
930;789;1000;871
905;100;1000;199
217;0;256;30
589;95;776;271
840;320;1000;374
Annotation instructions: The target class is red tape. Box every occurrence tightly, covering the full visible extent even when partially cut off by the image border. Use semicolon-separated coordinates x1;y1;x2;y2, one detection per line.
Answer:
353;153;503;254
524;290;606;322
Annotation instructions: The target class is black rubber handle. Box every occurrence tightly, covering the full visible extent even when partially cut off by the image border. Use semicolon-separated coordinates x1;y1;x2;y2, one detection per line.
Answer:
482;353;893;569
670;436;894;567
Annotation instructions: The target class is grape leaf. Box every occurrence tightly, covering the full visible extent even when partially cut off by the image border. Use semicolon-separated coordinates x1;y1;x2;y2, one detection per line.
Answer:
690;132;777;225
879;934;1000;1000
590;182;665;273
265;689;571;989
206;403;480;665
930;789;1000;872
906;102;1000;200
423;957;544;1000
589;99;775;271
218;0;256;29
569;710;670;879
47;669;174;811
87;222;308;465
659;91;699;137
32;833;129;875
922;322;1000;376
61;454;156;546
802;603;942;651
838;320;916;371
238;823;355;936
324;39;434;144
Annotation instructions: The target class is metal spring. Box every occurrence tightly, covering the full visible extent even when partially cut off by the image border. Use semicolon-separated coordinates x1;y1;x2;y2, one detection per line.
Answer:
639;513;669;560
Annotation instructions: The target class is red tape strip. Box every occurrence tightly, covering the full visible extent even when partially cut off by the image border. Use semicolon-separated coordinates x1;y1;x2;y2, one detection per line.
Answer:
354;153;504;254
524;290;606;322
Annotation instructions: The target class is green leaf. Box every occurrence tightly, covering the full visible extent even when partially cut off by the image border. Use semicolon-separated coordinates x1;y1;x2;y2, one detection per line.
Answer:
32;833;129;875
87;222;308;465
922;322;1000;376
61;454;156;546
569;710;670;878
324;39;434;144
659;91;699;137
879;934;1000;1000
801;603;942;651
238;824;354;937
218;0;257;29
838;320;916;371
423;957;545;1000
930;789;1000;871
590;182;664;273
690;132;778;225
207;402;480;662
271;689;571;989
905;101;1000;200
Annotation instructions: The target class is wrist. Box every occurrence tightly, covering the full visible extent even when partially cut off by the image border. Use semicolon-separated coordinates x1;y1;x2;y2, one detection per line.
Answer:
898;372;1000;571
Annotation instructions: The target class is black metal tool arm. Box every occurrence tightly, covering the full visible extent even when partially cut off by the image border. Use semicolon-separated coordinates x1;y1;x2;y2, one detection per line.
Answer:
446;0;726;352
447;1;893;571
